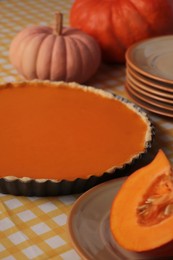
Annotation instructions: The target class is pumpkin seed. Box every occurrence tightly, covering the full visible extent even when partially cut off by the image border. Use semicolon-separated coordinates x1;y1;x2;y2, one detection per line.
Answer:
164;204;173;215
138;205;147;210
137;205;148;215
145;198;155;204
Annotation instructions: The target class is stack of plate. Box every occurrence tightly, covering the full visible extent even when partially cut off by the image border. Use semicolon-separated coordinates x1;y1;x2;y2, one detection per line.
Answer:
125;35;173;118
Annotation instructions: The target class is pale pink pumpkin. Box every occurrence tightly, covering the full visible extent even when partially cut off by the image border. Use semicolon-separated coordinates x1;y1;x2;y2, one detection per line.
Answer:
9;13;101;83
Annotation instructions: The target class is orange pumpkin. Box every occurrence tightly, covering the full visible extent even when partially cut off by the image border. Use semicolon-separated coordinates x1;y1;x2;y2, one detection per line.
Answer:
110;149;173;254
9;13;101;83
70;0;173;63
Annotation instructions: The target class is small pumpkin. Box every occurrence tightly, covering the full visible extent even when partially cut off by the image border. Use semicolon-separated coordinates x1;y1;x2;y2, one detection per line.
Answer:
70;0;173;63
110;149;173;254
9;13;101;83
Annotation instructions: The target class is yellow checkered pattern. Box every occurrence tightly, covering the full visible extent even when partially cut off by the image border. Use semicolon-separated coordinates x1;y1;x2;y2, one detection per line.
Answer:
0;194;79;259
0;0;173;259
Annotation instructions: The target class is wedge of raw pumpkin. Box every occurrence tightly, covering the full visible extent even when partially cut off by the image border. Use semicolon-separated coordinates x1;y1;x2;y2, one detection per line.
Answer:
110;149;173;253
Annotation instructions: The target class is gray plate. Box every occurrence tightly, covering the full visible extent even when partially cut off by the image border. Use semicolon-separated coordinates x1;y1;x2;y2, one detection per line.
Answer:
68;178;173;259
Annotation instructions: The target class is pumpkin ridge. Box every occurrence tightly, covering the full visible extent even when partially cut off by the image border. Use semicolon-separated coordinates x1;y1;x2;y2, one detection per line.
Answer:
49;35;57;80
68;37;84;83
101;7;126;63
22;33;48;79
62;36;68;82
10;29;40;65
51;36;67;81
64;37;81;82
35;34;49;79
71;36;96;82
20;34;42;77
110;6;126;53
33;34;48;79
71;36;96;65
71;0;100;26
36;34;53;79
74;38;90;83
11;32;39;73
112;3;132;47
127;0;153;34
111;1;149;49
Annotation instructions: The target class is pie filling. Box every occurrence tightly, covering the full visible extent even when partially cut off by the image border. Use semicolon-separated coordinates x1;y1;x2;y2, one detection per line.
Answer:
0;82;150;180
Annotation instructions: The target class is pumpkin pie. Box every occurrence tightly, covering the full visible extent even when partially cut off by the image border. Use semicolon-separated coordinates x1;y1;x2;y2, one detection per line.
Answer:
0;81;153;196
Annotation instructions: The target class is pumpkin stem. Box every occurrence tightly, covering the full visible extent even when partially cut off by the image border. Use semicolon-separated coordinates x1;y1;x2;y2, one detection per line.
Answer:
54;12;63;35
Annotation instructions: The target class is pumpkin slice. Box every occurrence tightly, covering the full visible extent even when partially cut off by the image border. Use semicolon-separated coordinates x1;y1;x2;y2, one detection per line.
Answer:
110;149;173;252
0;80;152;196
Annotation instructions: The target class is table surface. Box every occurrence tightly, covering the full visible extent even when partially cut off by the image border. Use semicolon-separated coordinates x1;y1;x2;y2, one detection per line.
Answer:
0;0;173;259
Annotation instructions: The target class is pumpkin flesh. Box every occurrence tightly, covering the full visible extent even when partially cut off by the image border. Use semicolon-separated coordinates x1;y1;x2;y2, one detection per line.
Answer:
110;150;173;252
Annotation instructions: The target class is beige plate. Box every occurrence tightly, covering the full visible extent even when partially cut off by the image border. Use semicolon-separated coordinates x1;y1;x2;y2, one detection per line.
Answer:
127;65;173;93
126;82;173;112
127;69;173;101
126;35;173;84
125;83;173;118
126;80;173;112
126;75;173;108
68;178;168;260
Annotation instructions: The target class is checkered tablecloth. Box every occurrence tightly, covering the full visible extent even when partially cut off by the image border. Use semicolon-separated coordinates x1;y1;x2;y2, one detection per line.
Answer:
0;0;173;259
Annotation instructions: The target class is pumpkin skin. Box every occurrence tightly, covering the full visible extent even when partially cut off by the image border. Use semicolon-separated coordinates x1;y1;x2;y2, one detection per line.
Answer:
70;0;173;63
9;13;101;83
110;150;173;254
